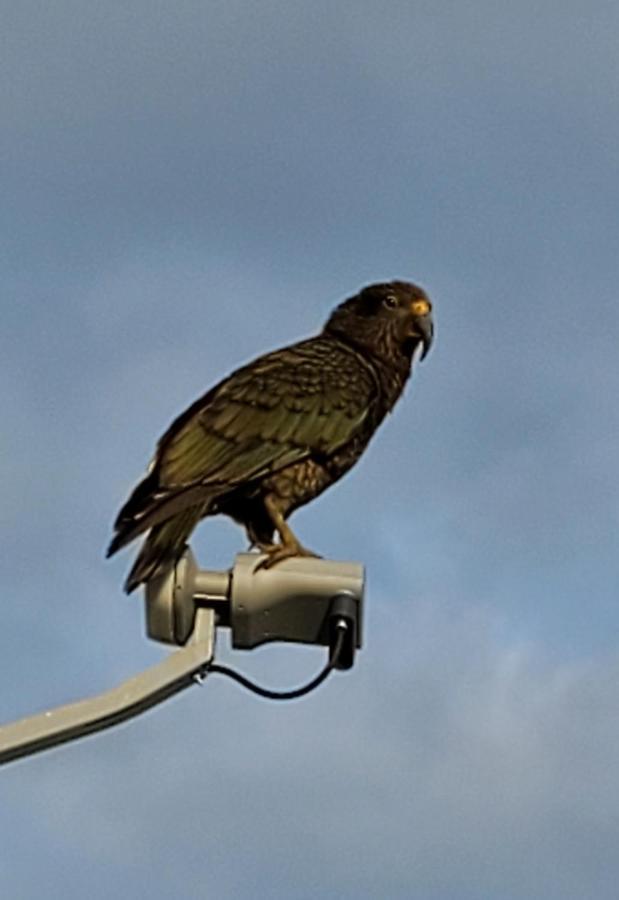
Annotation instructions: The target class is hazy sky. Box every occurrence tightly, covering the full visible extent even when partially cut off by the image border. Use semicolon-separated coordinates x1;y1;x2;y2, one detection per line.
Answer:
2;2;619;898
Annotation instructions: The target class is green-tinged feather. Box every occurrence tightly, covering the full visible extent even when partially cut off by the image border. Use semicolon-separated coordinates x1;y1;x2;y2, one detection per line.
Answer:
108;280;433;591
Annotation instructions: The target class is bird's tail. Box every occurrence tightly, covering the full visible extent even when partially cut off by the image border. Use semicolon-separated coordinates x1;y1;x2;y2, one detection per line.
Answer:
123;505;205;594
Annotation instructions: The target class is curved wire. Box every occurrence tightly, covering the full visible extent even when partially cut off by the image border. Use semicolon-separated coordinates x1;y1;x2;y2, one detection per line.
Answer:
205;621;348;700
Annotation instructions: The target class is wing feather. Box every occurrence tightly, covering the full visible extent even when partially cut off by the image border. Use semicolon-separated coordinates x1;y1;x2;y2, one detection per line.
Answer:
157;338;377;489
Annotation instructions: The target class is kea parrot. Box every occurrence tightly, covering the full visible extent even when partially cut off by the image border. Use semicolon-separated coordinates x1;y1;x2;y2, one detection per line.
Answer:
107;280;434;592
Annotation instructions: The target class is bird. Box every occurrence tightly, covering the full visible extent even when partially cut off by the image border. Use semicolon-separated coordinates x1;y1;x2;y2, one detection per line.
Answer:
107;280;434;592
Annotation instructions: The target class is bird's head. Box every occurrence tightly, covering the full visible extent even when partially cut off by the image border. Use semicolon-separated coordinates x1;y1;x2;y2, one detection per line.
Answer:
324;280;434;365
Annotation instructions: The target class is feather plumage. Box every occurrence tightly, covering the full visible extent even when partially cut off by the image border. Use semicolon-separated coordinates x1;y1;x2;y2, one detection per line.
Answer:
108;280;433;591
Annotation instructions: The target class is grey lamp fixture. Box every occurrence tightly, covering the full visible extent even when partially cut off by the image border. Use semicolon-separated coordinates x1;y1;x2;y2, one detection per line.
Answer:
0;549;365;766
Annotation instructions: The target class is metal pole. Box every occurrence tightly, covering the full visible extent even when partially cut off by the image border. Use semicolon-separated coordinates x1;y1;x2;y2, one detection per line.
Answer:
0;607;215;766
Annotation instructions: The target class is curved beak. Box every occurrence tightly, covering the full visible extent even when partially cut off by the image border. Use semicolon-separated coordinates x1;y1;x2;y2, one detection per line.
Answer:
417;314;434;360
407;297;434;361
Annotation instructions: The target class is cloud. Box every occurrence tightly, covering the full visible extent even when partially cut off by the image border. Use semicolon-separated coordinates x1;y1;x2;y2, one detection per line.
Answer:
4;596;619;900
2;2;618;898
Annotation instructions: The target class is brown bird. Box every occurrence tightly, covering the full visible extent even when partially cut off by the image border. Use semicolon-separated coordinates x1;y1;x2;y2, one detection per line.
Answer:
107;280;434;592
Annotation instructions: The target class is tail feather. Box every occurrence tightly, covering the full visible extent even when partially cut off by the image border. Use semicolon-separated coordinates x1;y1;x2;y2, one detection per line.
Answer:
113;469;159;530
107;452;215;560
123;505;205;593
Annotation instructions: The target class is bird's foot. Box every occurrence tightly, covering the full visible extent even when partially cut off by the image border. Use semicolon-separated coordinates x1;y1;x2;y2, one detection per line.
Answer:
248;539;278;554
253;542;322;572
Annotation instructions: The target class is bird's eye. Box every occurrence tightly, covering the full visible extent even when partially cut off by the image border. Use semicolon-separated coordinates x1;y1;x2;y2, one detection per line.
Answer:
383;294;398;310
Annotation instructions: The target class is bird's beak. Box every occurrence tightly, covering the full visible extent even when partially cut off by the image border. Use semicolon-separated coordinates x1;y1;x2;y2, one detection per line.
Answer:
407;298;433;360
416;314;434;360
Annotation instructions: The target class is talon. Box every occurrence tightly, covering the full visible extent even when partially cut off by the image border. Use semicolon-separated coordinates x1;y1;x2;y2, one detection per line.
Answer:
250;540;278;554
252;543;321;572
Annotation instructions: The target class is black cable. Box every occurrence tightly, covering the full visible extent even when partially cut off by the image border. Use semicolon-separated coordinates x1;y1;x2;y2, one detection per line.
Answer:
204;620;348;700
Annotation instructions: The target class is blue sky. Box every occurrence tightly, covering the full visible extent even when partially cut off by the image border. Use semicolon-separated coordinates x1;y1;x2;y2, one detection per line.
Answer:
2;2;619;897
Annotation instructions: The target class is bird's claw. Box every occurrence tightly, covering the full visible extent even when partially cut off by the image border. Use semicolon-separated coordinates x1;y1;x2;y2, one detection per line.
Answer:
253;544;322;573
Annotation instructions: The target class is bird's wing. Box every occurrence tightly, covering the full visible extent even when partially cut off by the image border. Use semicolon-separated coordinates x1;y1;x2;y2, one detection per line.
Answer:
156;338;378;490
